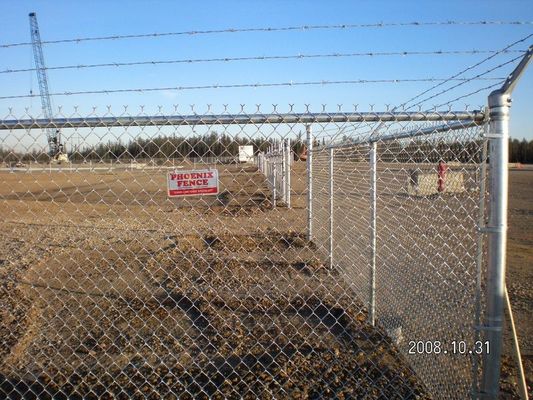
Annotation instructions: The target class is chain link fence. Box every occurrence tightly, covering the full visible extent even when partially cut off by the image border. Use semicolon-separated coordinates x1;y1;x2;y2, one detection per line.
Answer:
310;117;488;398
257;139;291;208
0;108;504;399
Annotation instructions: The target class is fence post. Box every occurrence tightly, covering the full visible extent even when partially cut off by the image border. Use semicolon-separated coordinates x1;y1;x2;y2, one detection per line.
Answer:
306;125;313;242
369;141;377;326
480;46;532;398
272;161;277;209
268;154;272;192
285;138;291;208
480;91;510;399
329;146;334;269
281;141;286;204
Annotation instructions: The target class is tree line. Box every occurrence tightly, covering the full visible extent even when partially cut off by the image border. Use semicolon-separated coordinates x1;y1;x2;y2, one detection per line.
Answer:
509;138;533;164
1;135;532;164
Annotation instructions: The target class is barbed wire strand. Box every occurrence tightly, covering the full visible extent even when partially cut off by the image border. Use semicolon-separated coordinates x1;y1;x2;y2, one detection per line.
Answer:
398;33;532;110
408;53;525;109
2;20;532;48
324;35;531;138
1;49;526;74
323;78;501;137
329;81;498;138
433;82;503;109
0;77;505;100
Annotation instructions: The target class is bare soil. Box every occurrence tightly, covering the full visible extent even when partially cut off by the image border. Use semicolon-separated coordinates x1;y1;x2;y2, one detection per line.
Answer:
0;165;428;399
0;163;530;399
500;167;533;398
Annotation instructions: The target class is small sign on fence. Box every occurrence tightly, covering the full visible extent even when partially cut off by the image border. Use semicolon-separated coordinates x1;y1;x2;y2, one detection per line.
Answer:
167;169;219;197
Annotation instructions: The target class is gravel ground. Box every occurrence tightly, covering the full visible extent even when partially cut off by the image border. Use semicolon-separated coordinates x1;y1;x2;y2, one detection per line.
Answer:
0;163;530;399
0;165;428;399
500;167;533;398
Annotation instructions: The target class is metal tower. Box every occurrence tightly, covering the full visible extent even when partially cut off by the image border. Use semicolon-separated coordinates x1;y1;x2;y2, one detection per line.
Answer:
29;12;63;157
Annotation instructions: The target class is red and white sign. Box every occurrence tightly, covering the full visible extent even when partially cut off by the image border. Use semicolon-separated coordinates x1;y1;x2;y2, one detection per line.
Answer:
167;169;219;197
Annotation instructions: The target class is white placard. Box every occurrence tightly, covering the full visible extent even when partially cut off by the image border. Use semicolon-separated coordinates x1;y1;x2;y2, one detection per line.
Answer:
167;169;219;197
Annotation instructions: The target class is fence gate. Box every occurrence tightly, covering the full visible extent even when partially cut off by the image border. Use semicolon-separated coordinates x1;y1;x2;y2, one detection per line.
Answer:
0;92;518;400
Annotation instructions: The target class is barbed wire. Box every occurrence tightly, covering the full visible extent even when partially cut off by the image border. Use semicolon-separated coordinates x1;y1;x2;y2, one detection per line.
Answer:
316;35;531;138
398;33;532;110
0;77;505;100
1;49;526;74
2;20;532;48
407;53;525;109
318;51;518;136
433;82;502;109
320;50;519;137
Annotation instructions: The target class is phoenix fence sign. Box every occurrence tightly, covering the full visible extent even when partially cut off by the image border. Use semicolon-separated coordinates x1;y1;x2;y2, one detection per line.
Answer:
167;169;219;197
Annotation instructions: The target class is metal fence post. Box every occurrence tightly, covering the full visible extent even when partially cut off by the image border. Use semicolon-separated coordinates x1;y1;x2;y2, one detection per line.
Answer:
268;155;272;192
369;141;377;326
480;47;531;399
272;161;277;209
281;143;286;204
285;138;291;208
306;125;313;242
329;146;334;269
480;91;510;399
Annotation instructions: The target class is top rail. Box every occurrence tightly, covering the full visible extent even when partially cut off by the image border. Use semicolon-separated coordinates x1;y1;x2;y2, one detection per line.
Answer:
0;111;485;130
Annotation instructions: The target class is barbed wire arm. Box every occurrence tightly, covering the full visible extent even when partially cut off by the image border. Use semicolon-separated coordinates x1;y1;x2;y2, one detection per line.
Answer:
498;44;533;95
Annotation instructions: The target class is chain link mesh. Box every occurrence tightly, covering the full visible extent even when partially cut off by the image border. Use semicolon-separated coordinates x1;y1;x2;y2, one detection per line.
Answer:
0;108;487;399
311;118;488;399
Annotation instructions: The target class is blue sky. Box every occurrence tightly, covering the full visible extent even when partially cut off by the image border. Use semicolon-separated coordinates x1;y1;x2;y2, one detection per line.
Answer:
1;0;532;139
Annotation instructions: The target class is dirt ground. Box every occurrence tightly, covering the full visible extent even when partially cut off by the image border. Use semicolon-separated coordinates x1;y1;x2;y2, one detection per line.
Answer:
500;166;533;398
0;162;530;399
0;165;428;399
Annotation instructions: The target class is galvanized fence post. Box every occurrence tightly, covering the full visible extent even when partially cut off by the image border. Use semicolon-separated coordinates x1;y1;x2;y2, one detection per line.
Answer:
285;138;291;208
369;141;377;326
266;152;270;188
269;152;273;198
329;146;334;269
480;47;531;399
272;161;277;209
306;125;313;242
480;91;510;399
281;143;286;204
